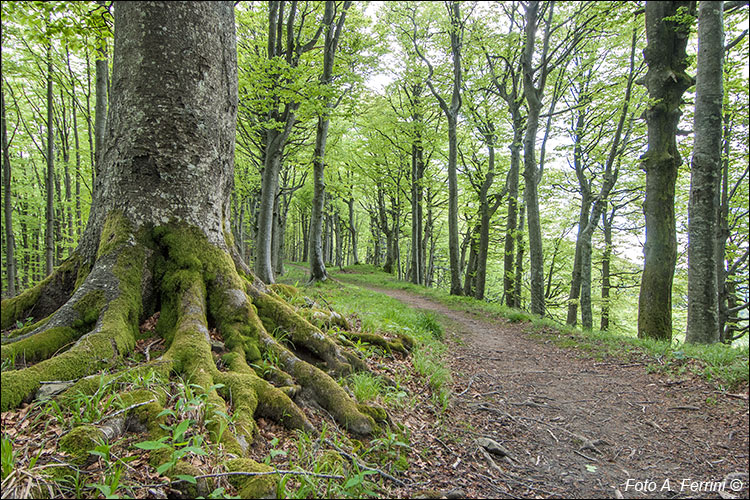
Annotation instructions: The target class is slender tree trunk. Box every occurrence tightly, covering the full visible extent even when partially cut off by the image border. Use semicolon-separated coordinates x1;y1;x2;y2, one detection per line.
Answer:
716;112;732;342
514;203;526;309
84;45;96;190
520;0;547;316
1;84;16;297
504;129;521;307
257;139;283;283
600;206;614;331
309;113;330;281
686;0;723;344
347;197;359;264
335;212;343;269
94;0;108;180
72;82;82;238
410;135;422;284
45;38;55;277
414;2;462;295
475;141;496;301
637;1;695;341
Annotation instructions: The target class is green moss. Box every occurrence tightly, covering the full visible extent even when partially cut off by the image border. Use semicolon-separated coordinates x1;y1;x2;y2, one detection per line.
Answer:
1;283;43;331
225;458;277;499
97;212;133;259
1;255;82;330
71;290;107;329
170;462;211;498
357;403;387;423
268;339;374;435
1;327;80;364
269;283;299;299
1;213;147;412
5;315;52;339
59;425;101;465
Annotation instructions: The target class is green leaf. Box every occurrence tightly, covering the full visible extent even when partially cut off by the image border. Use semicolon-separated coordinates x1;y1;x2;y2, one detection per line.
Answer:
133;440;170;451
175;474;197;484
181;446;208;456
585;464;598;472
156;461;175;475
173;420;190;441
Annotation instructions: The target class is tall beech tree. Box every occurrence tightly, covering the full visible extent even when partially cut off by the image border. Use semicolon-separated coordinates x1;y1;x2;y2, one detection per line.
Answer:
686;1;724;344
1;81;16;297
254;1;325;284
637;1;695;341
1;6;398;490
406;1;464;296
309;0;352;283
520;1;598;316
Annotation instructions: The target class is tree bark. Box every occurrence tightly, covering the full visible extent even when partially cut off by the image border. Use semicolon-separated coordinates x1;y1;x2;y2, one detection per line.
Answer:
45;34;55;278
686;0;723;344
1;82;16;297
412;1;463;295
309;0;351;282
347;196;359;265
520;0;547;316
637;1;695;341
94;0;108;180
600;206;614;331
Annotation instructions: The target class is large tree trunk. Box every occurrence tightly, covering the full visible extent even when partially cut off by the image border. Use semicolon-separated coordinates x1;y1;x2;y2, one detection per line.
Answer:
637;1;695;341
1;5;390;491
686;1;723;344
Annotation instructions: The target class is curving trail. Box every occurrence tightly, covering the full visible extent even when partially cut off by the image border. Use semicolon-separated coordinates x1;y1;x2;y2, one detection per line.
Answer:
358;284;749;499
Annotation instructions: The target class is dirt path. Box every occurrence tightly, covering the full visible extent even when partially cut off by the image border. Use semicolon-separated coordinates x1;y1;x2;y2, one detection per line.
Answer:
360;285;749;499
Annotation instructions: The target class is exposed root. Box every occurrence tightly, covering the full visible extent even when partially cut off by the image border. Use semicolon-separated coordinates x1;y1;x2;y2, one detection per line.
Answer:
1;254;86;331
1;215;148;411
1;218;413;492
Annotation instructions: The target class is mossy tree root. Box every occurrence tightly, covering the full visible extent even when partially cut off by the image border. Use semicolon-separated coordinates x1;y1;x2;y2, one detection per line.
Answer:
0;218;147;412
0;254;87;331
1;217;391;495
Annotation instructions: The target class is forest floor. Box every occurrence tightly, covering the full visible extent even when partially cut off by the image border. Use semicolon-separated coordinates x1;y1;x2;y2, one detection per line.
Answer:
344;281;750;499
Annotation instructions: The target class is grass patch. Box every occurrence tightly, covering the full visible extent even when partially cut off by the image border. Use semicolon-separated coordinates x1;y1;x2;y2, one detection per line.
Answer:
278;263;453;409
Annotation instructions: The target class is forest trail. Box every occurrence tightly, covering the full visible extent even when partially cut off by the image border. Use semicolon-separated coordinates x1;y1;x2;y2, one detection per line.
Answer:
346;282;750;499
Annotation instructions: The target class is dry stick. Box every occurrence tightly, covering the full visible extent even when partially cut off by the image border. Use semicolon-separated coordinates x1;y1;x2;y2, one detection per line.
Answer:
456;374;480;396
546;428;559;443
324;438;406;486
433;435;454;453
144;339;160;362
92;398;156;425
573;449;598;462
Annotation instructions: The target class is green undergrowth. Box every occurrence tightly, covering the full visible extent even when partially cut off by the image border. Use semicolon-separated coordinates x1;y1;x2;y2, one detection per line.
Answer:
279;264;452;409
296;263;748;390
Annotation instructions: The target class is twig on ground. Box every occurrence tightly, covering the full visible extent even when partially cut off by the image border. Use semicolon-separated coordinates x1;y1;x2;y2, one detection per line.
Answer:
93;398;156;425
573;449;598;462
324;438;406;486
456;374;480;396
